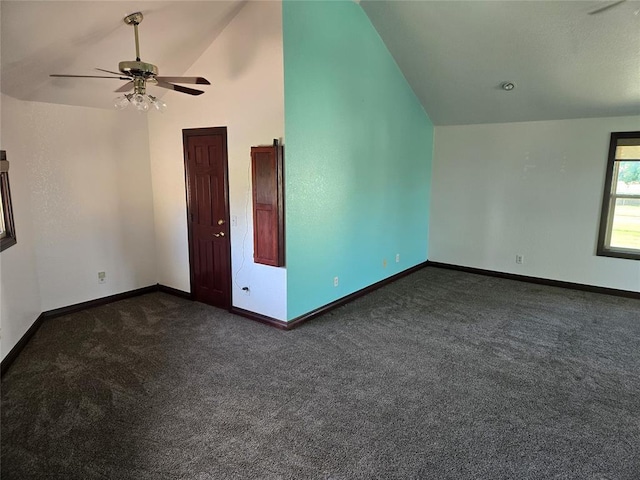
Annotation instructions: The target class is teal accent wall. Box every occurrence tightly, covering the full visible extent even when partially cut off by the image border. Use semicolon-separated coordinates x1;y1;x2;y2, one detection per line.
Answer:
283;0;434;320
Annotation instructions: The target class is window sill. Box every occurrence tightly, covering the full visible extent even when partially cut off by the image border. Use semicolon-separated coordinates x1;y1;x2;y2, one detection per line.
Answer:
0;236;16;252
597;248;640;261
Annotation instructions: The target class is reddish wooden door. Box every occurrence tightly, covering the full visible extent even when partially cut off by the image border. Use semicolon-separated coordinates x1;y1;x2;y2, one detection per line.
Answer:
251;144;284;266
183;127;231;309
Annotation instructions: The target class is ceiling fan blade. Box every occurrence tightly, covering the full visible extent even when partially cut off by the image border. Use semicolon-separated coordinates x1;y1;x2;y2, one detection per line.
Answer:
115;81;134;93
155;76;211;85
96;68;130;77
588;0;626;14
50;74;131;80
155;81;204;96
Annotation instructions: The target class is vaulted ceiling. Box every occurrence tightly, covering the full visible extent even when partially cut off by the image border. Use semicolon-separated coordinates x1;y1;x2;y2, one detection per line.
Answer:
2;0;639;125
362;0;640;125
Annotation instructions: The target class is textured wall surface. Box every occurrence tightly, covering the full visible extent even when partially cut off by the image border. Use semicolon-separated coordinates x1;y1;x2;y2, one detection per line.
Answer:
3;97;157;312
0;94;42;360
0;94;157;359
283;0;433;320
147;1;286;320
431;116;640;292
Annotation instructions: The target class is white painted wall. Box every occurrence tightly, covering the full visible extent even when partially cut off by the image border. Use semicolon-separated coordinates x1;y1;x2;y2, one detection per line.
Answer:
147;1;286;320
431;115;640;292
0;94;157;319
0;94;42;360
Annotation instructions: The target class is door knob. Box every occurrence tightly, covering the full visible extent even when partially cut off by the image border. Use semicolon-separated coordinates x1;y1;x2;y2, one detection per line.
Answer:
218;219;225;225
213;232;225;237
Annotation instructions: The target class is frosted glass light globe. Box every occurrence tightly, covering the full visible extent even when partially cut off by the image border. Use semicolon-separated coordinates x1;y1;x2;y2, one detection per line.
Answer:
114;95;130;110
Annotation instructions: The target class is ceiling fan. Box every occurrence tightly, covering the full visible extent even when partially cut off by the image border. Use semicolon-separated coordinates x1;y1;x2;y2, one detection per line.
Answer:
50;12;210;111
588;0;627;15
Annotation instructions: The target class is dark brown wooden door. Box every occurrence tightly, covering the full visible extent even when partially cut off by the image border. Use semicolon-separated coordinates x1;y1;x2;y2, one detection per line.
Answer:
183;127;231;309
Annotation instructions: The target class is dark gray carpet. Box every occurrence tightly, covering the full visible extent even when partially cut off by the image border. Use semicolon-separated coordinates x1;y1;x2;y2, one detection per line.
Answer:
2;267;640;479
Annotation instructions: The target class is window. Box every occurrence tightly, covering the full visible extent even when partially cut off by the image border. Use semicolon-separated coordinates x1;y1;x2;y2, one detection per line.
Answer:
597;132;640;260
0;150;17;252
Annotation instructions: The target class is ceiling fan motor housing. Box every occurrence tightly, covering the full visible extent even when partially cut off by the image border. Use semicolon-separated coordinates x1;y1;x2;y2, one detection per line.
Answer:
119;61;158;78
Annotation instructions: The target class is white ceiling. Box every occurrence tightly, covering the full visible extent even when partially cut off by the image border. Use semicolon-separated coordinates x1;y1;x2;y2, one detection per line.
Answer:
2;0;639;124
1;1;245;109
361;0;640;125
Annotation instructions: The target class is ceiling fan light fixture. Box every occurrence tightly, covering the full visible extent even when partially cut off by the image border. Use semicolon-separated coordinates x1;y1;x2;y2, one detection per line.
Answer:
149;95;167;113
114;95;131;110
132;93;150;112
51;11;208;109
113;92;166;113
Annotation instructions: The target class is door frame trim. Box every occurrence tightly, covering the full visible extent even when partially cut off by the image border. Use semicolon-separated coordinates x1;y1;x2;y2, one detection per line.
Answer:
182;126;232;310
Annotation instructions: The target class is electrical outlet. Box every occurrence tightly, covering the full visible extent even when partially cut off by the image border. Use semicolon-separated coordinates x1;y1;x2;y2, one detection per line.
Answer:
333;276;339;287
395;253;400;263
515;255;524;265
98;271;106;284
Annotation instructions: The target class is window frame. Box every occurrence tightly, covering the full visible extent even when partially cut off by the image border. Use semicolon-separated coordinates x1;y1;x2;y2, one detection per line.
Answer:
596;132;640;260
0;150;17;252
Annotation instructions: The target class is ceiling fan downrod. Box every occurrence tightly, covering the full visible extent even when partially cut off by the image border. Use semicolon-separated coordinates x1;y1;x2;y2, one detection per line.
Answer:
119;12;158;79
124;12;143;62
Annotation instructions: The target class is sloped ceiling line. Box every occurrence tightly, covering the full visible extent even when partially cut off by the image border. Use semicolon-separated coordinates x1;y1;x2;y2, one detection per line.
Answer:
2;0;639;124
